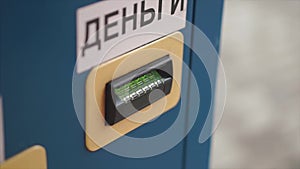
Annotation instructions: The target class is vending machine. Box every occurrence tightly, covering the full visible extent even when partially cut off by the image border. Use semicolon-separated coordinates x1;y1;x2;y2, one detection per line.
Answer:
0;0;224;168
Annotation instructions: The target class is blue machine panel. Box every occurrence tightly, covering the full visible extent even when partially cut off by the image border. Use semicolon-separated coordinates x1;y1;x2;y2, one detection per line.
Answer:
0;0;223;168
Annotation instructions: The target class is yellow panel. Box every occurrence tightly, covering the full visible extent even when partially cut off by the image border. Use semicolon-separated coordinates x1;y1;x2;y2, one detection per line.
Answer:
0;145;47;169
85;32;184;151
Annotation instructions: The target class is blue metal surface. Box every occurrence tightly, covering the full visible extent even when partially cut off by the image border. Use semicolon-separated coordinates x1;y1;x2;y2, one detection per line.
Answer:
184;1;224;169
0;0;223;168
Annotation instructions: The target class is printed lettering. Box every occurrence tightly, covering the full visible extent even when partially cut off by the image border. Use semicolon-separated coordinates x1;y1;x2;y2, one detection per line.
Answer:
171;0;184;15
140;0;155;27
122;3;138;34
82;18;101;57
158;0;163;20
105;11;119;42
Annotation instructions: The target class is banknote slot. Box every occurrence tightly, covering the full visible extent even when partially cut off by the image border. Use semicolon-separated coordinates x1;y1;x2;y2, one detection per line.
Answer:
105;55;173;125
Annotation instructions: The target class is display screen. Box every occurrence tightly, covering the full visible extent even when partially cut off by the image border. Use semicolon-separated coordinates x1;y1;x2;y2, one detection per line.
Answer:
114;70;164;103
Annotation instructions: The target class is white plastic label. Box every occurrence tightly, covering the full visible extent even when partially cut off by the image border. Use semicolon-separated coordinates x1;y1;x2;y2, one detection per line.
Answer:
76;0;187;73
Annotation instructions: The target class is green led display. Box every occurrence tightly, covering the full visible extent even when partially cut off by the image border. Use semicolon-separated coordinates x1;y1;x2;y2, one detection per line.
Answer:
114;70;164;102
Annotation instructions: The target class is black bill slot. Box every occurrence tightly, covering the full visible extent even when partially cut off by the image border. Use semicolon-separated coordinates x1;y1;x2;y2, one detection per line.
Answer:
105;55;173;125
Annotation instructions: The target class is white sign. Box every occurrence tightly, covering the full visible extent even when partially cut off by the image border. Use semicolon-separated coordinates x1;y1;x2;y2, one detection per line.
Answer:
76;0;187;73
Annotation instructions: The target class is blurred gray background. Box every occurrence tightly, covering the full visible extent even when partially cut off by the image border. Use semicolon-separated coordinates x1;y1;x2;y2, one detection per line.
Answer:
210;0;300;168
